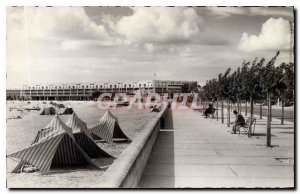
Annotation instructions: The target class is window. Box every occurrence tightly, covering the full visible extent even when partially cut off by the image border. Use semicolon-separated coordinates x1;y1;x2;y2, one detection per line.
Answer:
139;84;141;87
124;84;127;87
110;85;112;88
129;84;131;88
96;85;98;88
86;86;88;89
144;84;146;87
73;86;75;89
59;86;61;89
55;86;57;89
42;86;44;89
82;86;84;89
114;85;116;88
100;85;102;88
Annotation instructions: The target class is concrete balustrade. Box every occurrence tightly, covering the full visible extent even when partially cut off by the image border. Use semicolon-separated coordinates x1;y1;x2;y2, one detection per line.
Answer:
97;103;169;188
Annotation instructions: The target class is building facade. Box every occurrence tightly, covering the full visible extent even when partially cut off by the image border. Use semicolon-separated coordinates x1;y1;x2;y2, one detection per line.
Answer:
17;80;197;101
6;89;21;100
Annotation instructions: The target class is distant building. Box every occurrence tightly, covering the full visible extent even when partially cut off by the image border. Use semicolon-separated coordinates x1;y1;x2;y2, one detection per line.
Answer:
6;89;21;100
14;80;197;101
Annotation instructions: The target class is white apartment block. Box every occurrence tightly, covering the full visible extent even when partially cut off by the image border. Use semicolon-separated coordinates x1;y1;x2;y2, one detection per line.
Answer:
17;80;197;100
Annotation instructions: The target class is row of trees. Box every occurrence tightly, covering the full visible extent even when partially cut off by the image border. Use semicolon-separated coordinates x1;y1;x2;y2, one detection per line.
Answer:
181;82;198;93
199;51;294;147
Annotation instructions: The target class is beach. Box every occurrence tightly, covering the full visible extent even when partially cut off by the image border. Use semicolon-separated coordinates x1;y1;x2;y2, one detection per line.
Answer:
6;100;158;188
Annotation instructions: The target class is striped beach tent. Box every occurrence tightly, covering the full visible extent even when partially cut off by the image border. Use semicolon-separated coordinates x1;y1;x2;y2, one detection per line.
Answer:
89;109;130;144
40;106;56;115
56;103;65;108
8;114;99;174
66;112;112;158
59;107;74;115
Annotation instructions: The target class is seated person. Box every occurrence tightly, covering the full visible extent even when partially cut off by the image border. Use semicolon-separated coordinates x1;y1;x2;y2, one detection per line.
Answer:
204;104;215;118
231;110;245;134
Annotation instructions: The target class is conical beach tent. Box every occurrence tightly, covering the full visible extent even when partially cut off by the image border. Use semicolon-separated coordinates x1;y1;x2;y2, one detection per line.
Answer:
66;112;112;158
8;115;99;174
56;103;65;108
40;106;56;115
59;107;73;115
89;110;130;144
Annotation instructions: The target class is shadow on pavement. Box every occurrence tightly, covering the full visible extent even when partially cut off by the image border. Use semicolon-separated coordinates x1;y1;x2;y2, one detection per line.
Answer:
139;109;175;188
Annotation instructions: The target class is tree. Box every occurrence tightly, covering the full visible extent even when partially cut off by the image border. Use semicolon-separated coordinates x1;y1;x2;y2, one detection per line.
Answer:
91;90;101;100
188;82;198;93
200;51;292;145
181;83;189;93
218;68;231;126
260;51;280;147
276;64;287;125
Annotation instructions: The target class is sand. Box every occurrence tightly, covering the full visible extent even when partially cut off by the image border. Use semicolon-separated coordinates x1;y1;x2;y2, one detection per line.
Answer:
6;100;158;188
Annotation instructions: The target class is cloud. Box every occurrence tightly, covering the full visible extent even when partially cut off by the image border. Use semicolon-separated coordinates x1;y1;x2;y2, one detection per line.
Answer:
7;7;27;58
26;7;109;40
105;7;229;53
144;43;155;53
249;7;293;18
238;17;292;52
7;6;230;54
7;7;113;52
179;47;193;57
114;7;204;44
60;39;122;51
207;7;247;17
208;7;293;18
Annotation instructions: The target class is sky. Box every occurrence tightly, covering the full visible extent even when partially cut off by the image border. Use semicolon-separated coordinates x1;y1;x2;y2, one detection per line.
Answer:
6;6;294;89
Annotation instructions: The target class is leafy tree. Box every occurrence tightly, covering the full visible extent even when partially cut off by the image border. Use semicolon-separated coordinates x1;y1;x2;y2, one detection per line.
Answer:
91;90;101;100
219;68;231;125
181;83;189;93
260;51;280;147
200;51;292;147
188;82;198;93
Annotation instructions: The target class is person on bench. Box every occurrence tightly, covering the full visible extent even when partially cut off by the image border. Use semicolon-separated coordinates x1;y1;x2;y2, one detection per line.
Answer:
204;104;215;118
231;110;245;134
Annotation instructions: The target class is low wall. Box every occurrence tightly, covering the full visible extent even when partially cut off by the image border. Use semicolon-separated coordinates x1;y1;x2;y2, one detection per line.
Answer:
97;104;169;188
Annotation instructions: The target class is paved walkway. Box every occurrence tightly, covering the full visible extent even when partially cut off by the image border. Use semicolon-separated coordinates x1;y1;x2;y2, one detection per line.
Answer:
139;108;294;188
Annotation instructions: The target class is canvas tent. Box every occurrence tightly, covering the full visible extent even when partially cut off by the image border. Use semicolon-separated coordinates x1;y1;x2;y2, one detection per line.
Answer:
8;114;99;174
59;107;73;115
66;112;112;158
56;103;65;108
40;106;56;115
89;110;130;144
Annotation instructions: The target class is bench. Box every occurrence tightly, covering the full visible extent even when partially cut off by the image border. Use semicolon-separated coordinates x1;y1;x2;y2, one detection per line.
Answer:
238;117;256;136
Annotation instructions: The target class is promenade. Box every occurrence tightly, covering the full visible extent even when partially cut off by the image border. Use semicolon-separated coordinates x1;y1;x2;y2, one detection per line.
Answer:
139;108;294;188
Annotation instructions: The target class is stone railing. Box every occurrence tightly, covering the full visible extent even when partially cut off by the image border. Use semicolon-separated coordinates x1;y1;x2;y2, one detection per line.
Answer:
97;103;169;188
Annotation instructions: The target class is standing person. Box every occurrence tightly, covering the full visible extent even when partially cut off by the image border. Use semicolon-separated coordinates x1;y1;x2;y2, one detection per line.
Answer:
231;110;245;134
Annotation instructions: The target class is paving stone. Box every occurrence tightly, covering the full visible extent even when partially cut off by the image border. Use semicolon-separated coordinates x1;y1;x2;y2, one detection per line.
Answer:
138;109;294;188
140;176;294;188
148;155;288;166
229;165;294;178
143;163;236;177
